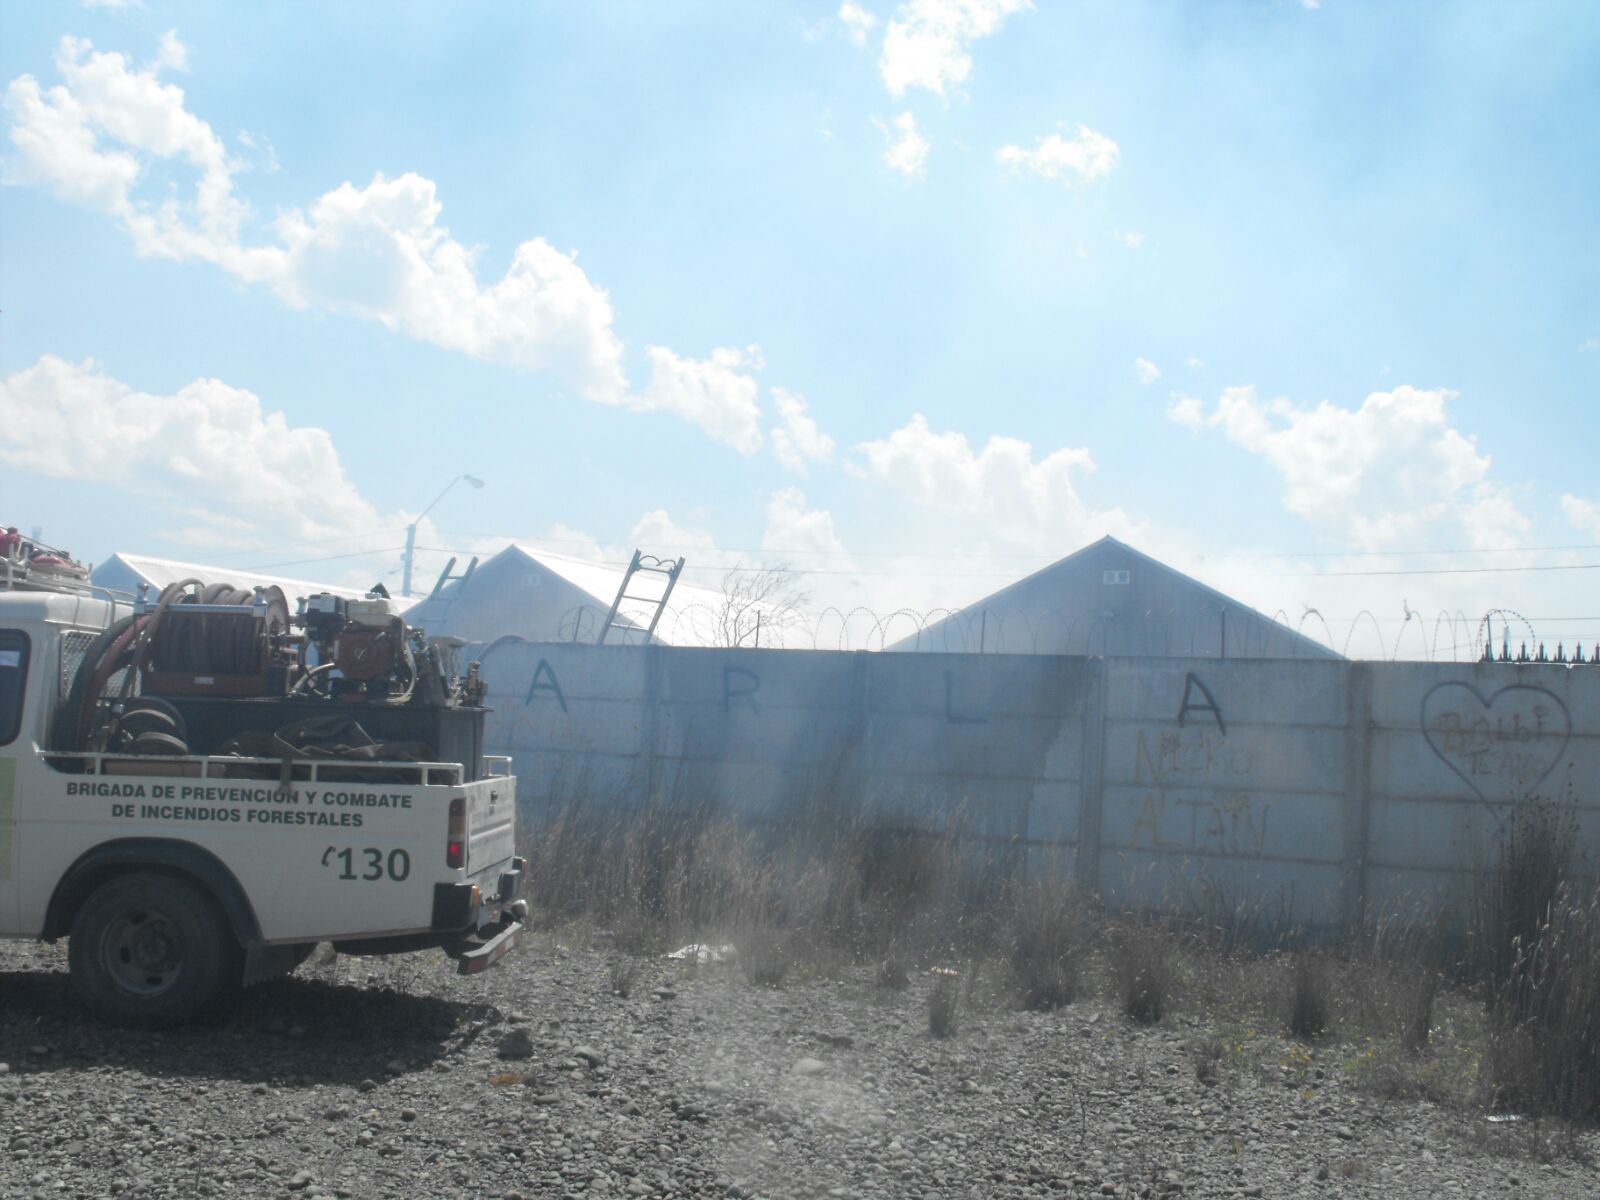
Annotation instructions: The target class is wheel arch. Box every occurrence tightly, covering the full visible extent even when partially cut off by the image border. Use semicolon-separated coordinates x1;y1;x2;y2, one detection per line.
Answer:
43;839;262;948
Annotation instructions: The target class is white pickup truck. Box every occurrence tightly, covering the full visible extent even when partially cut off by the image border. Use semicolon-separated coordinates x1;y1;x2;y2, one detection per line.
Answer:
0;572;525;1027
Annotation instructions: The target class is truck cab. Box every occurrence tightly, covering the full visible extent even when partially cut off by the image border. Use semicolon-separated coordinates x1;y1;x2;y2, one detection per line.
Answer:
0;570;523;1027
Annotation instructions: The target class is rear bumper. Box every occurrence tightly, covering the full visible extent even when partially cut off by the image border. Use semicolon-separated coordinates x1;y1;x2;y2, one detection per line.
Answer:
334;859;526;963
449;913;523;975
434;856;526;973
431;856;526;933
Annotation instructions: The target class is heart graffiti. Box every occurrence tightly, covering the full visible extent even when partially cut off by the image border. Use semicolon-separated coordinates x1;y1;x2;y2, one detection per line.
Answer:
1419;682;1571;807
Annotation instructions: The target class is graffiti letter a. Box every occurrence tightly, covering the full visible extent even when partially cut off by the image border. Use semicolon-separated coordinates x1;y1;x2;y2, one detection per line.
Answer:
525;658;568;713
1177;672;1226;735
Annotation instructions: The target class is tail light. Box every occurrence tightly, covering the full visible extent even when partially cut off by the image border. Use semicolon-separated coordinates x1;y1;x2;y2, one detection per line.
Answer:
447;796;465;868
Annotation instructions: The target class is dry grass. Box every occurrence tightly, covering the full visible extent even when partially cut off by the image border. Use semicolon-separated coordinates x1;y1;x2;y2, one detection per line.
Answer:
1286;952;1332;1041
1004;874;1089;1011
1111;920;1177;1025
927;973;960;1038
608;957;639;999
519;790;1600;1143
738;927;793;989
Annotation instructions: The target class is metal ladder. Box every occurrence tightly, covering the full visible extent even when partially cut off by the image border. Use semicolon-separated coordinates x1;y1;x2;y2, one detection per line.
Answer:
596;551;686;646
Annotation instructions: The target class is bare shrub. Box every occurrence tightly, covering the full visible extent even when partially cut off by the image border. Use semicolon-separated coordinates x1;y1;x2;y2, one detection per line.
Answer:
876;951;910;991
1470;801;1575;1003
738;927;793;989
928;972;959;1038
1355;914;1442;1052
1111;921;1177;1025
1485;881;1600;1121
608;957;639;998
1188;1037;1224;1087
521;797;775;950
1286;953;1332;1040
1005;875;1087;1011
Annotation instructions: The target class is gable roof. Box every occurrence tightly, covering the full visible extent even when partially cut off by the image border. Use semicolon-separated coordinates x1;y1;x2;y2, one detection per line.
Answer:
891;536;1342;660
91;552;373;603
403;543;733;647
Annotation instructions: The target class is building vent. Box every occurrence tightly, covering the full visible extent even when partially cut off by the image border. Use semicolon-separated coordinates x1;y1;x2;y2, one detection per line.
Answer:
1102;569;1131;585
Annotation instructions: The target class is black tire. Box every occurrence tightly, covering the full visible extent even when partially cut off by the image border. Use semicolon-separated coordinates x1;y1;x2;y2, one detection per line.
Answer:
125;731;190;757
68;872;242;1027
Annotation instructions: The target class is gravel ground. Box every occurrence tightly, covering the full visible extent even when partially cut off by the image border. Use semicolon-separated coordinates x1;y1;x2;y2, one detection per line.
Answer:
1;934;1596;1200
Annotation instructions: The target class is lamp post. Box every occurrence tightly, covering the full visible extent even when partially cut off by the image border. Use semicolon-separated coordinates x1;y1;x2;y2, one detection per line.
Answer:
402;474;484;598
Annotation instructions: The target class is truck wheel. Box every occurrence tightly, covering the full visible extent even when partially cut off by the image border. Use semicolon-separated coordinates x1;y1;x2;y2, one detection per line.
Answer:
68;872;241;1027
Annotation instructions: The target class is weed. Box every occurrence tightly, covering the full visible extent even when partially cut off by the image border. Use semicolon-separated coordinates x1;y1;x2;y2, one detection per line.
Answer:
876;951;910;991
739;927;793;989
608;957;639;998
928;972;959;1038
1005;875;1087;1011
1484;882;1600;1121
1188;1037;1224;1087
1469;800;1575;1001
1286;953;1331;1040
1112;920;1176;1025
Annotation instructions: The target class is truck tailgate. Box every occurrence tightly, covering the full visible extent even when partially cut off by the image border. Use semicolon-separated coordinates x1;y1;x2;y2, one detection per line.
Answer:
466;775;515;880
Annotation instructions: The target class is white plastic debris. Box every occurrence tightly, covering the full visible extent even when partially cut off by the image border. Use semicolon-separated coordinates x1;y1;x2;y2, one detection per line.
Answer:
666;943;737;963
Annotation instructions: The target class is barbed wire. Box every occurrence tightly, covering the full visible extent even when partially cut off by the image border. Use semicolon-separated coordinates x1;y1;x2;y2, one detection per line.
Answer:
519;603;1600;663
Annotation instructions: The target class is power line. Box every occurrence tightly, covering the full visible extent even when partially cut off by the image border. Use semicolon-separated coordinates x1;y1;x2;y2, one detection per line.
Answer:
173;528;408;561
1255;562;1600;579
415;543;1600;583
433;526;1600;564
238;546;405;571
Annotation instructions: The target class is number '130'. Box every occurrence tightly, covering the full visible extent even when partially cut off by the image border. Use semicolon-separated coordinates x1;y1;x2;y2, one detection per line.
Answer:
321;846;411;881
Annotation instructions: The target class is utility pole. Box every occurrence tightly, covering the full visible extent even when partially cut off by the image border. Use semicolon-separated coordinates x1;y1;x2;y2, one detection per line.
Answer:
402;474;484;598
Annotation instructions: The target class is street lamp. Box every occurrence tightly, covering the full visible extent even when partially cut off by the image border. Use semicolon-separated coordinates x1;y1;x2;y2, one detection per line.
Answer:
402;474;484;598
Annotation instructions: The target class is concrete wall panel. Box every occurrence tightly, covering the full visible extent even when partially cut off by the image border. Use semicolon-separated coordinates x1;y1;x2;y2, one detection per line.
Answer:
478;643;1600;933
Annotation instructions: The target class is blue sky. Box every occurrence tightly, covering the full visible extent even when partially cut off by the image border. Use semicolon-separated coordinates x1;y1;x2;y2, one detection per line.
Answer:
2;1;1597;657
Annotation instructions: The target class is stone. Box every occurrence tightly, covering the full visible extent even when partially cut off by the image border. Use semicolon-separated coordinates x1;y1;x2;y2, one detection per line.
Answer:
791;1058;827;1077
498;1029;536;1060
573;1046;605;1068
287;1171;315;1191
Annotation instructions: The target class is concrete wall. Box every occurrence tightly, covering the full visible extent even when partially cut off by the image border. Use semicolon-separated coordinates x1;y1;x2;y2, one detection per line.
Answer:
477;641;1600;931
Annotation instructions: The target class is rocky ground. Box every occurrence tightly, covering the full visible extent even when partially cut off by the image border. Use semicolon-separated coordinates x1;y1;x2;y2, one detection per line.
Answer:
0;933;1596;1200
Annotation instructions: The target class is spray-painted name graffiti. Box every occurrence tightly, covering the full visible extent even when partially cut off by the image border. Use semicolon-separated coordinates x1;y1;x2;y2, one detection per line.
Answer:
1128;673;1267;856
1134;728;1254;782
1420;682;1571;804
1130;791;1266;857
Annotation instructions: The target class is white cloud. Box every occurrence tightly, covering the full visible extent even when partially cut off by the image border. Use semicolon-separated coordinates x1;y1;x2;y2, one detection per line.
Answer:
1581;336;1599;353
1115;229;1145;249
1562;494;1600;538
634;345;765;454
770;388;836;475
629;509;721;555
881;110;929;178
0;355;383;545
1171;384;1530;553
1186;356;1205;369
4;35;824;451
838;2;879;45
996;125;1119;183
854;413;1136;551
272;172;627;401
1166;393;1205;428
150;29;188;73
880;0;1032;97
764;488;849;559
1134;357;1161;385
